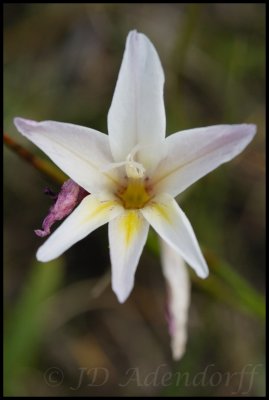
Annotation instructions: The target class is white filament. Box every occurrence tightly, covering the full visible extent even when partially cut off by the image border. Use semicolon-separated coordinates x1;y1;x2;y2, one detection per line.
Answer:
101;145;146;179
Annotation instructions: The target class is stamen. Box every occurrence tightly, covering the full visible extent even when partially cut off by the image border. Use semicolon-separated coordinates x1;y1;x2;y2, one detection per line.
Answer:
101;145;146;179
125;160;145;179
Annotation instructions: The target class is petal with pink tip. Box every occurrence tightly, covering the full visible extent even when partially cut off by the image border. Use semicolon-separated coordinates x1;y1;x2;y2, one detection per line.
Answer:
14;118;119;194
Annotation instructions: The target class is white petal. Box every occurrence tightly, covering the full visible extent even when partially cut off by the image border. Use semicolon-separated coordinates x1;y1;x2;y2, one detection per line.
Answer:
141;193;208;278
37;195;123;262
153;124;256;197
161;240;190;361
109;210;149;303
108;30;166;170
14;118;119;194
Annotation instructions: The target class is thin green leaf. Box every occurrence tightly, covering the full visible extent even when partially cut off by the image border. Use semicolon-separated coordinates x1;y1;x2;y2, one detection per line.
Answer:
4;259;64;395
146;230;265;320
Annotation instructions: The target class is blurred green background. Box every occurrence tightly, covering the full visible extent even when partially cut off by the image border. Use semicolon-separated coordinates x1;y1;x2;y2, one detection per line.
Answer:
4;3;265;396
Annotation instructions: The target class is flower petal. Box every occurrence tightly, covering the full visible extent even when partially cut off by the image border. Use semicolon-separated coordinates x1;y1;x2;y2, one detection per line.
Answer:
153;124;256;197
141;193;208;278
108;30;166;170
109;210;149;303
14;118;119;194
161;240;190;361
37;195;123;262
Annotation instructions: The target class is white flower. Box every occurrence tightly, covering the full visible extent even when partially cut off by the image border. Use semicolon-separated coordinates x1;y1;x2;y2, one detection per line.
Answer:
14;30;256;306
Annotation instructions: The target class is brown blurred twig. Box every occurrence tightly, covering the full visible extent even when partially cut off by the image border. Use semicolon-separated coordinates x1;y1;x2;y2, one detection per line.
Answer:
4;133;66;184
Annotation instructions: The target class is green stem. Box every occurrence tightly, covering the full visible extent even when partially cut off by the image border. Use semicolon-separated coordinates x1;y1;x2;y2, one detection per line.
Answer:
4;133;66;184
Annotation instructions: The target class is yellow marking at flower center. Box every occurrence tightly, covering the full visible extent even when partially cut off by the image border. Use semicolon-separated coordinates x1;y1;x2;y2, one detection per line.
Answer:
120;210;142;246
152;202;171;223
117;178;151;209
84;200;116;222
